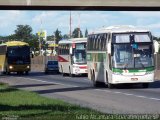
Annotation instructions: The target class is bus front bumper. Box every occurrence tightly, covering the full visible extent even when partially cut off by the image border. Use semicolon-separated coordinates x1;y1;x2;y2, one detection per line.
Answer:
8;65;31;72
111;73;154;84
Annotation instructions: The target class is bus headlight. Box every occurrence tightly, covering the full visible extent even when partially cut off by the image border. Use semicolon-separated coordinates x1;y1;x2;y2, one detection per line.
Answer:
145;71;154;75
73;66;79;69
9;66;13;69
113;72;122;75
27;66;30;69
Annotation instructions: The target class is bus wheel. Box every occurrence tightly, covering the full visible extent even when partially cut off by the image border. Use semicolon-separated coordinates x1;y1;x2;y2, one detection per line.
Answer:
17;72;21;75
61;69;66;76
106;71;114;89
62;73;67;76
69;67;74;77
6;69;10;75
92;71;100;87
69;73;74;77
25;71;29;75
142;83;149;88
108;83;114;89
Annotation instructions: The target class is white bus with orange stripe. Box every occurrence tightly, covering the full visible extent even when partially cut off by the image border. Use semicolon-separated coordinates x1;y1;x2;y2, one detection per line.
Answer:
58;38;87;77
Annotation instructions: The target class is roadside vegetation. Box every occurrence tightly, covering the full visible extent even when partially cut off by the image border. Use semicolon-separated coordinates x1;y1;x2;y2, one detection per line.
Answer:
0;82;104;120
1;82;156;120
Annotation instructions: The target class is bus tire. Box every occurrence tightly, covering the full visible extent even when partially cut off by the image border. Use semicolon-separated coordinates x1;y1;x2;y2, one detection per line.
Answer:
70;74;75;77
92;70;101;87
142;83;149;88
62;71;65;76
3;71;6;75
6;69;10;75
25;71;29;75
61;66;64;76
69;67;74;77
108;83;114;89
61;67;66;76
106;71;114;89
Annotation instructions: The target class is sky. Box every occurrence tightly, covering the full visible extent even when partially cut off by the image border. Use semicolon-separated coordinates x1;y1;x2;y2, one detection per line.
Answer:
1;10;160;37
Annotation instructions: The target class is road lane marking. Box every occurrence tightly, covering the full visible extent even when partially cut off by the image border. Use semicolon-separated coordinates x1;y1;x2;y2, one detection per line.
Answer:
94;89;111;93
16;77;78;87
97;89;160;101
10;76;160;102
148;97;160;101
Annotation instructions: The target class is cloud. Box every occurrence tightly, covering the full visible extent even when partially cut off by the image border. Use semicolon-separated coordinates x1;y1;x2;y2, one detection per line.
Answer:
121;11;160;18
31;11;70;35
0;10;160;37
0;10;29;35
32;11;57;24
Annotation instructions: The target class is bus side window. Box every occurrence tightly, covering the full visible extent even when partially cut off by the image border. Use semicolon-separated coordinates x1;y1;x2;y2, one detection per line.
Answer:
97;35;101;50
103;34;107;51
99;35;102;50
87;36;91;50
92;35;96;50
92;35;94;50
89;36;92;50
96;35;99;50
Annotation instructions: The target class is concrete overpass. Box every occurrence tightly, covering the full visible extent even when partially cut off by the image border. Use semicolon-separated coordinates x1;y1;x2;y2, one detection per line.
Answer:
0;0;160;10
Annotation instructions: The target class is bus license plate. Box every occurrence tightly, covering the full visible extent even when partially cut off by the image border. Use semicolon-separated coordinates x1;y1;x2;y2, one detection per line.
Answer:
131;78;138;81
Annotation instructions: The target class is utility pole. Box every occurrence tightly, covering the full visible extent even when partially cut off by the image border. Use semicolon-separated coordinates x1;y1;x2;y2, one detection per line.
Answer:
69;11;72;38
39;19;43;56
38;34;41;56
54;36;56;56
78;13;80;38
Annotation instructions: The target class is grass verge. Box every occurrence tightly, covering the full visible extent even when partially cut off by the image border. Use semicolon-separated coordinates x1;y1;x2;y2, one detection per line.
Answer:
1;82;158;120
0;82;104;120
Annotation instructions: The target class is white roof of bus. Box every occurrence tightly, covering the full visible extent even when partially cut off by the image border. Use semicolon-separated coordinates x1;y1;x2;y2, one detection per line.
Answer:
89;25;150;34
59;38;87;44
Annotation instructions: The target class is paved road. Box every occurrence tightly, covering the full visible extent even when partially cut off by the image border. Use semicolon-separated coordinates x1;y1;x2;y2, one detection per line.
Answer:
0;0;160;7
1;72;160;114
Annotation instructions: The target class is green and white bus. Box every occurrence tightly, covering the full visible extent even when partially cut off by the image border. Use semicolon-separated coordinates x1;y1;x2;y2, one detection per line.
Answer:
87;25;159;88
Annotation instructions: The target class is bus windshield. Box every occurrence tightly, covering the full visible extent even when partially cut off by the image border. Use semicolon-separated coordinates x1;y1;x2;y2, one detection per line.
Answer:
112;43;154;69
73;49;87;64
72;42;87;64
7;46;30;56
7;46;30;64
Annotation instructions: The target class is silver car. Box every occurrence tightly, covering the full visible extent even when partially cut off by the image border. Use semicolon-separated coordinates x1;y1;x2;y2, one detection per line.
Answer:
45;60;59;74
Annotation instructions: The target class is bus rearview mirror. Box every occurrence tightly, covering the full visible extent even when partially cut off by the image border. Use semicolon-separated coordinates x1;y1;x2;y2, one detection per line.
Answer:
107;43;111;54
153;40;159;54
70;47;72;54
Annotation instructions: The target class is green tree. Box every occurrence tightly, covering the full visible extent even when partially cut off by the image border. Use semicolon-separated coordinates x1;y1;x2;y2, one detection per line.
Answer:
72;28;83;38
54;29;62;44
29;34;39;51
85;29;88;37
5;34;17;41
47;35;54;41
153;36;160;41
13;25;39;50
63;34;70;39
14;25;32;42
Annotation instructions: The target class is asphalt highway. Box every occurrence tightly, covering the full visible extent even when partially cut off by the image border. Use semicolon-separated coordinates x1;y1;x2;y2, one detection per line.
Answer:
1;71;160;114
